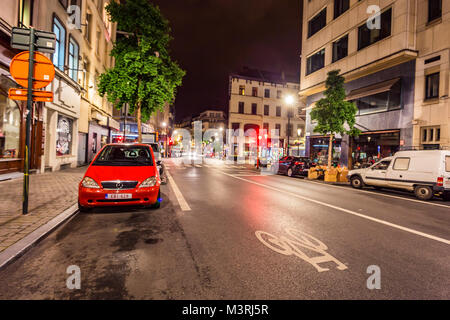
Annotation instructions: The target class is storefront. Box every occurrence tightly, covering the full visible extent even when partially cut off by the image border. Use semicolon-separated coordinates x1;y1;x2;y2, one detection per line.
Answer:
309;136;342;165
351;130;400;168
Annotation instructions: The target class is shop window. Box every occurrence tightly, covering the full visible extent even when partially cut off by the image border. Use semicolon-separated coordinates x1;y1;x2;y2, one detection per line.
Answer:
306;49;325;75
238;102;244;114
239;85;245;95
68;37;79;82
0;96;21;159
18;0;33;27
428;0;442;23
264;89;270;98
332;35;348;63
252;87;258;97
52;16;66;71
358;8;391;50
56;115;73;156
251;103;257;115
393;158;410;171
308;8;326;38
334;0;349;19
264;105;269;116
425;72;439;100
276;106;281;117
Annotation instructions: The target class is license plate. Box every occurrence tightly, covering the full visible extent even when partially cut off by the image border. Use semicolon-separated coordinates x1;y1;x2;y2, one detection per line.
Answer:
106;194;132;200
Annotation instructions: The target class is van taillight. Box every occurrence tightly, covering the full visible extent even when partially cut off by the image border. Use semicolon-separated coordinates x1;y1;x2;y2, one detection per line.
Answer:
437;177;444;187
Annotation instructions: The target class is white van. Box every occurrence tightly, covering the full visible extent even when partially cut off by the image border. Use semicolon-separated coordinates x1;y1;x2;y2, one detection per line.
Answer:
348;150;450;201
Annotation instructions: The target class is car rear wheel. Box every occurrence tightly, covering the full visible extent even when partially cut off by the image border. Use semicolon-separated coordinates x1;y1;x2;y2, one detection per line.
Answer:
287;168;294;177
414;185;433;201
350;176;364;189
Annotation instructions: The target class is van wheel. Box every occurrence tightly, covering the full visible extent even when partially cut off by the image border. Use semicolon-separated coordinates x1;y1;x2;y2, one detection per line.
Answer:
414;185;433;201
350;176;364;189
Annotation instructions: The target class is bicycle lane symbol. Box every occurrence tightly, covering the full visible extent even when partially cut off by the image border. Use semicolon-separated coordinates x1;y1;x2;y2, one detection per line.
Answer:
255;229;348;272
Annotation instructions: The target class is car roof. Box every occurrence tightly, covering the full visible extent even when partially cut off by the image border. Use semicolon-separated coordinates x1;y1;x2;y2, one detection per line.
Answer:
106;143;150;147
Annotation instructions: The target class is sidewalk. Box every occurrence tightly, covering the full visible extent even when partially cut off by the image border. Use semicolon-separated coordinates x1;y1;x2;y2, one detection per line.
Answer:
0;166;86;254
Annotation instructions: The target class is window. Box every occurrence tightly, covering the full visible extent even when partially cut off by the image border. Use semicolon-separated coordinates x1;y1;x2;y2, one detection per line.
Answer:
332;35;348;63
350;79;402;115
445;156;450;172
239;85;245;95
334;0;349;19
428;0;442;22
85;13;92;42
68;37;79;82
275;124;281;135
308;8;326;38
238;102;244;114
18;0;33;27
422;127;441;143
264;89;270;98
264;105;270;116
276;106;281;117
373;160;391;170
252;87;258;97
263;123;269;133
277;90;282;99
96;28;101;56
52;16;66;71
251;103;257;115
358;8;391;50
425;72;439;100
56;115;73;156
306;49;325;75
0;95;21;159
393;158;410;171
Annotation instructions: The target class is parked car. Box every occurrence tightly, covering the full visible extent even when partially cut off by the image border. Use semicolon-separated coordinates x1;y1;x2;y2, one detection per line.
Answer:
277;156;314;177
348;150;450;201
148;142;167;184
78;144;161;212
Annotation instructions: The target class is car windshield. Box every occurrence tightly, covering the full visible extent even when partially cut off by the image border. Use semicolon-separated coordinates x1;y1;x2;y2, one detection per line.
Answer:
93;145;154;166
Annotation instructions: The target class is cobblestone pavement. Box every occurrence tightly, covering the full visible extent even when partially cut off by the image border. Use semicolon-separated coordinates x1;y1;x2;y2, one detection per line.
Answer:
0;167;86;253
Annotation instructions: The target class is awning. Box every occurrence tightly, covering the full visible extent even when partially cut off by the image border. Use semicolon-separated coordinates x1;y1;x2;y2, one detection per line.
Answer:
346;78;400;101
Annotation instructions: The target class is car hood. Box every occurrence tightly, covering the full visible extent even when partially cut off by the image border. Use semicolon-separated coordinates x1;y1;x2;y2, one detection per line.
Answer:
348;168;367;175
85;165;157;183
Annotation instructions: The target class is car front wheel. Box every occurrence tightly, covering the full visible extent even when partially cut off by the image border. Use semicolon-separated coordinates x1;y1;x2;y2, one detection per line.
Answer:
78;201;91;213
350;176;364;189
414;185;433;201
151;190;161;209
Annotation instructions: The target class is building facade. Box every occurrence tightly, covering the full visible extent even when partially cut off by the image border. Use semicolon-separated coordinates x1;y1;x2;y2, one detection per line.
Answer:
300;0;447;168
193;109;226;133
79;0;119;165
228;67;304;157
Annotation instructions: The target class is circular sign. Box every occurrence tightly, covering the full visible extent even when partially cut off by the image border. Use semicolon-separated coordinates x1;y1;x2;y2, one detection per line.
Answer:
10;51;55;89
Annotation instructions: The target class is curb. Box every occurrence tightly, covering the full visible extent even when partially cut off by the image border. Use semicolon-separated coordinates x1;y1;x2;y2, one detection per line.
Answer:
0;204;79;270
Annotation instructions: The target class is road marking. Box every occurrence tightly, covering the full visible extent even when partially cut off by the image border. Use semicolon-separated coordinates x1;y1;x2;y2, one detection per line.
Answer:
222;172;450;245
166;171;191;211
301;178;450;209
256;228;348;272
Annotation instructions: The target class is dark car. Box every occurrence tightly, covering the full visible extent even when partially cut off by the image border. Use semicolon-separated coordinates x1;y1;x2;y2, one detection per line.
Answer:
277;156;314;177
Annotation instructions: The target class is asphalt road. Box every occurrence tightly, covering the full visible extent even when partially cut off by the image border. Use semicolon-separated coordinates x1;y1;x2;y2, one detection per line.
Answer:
0;159;449;299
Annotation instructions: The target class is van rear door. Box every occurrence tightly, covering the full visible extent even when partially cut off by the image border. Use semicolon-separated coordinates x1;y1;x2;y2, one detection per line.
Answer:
444;155;450;190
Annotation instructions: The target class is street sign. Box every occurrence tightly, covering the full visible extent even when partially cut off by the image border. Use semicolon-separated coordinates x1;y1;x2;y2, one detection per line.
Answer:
8;88;53;102
11;27;56;53
10;51;55;89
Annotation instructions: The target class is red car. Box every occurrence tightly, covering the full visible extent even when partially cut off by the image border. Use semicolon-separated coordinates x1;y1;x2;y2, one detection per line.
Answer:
78;144;161;212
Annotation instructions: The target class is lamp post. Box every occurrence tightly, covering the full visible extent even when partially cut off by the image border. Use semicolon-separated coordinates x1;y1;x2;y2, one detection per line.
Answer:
297;128;302;156
162;122;167;157
284;95;295;156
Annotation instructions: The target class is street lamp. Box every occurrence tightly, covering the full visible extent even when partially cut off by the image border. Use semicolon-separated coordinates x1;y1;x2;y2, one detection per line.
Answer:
284;95;295;156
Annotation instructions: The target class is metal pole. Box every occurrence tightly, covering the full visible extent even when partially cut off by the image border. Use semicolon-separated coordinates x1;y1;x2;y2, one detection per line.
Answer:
23;27;35;215
123;104;127;142
287;112;291;156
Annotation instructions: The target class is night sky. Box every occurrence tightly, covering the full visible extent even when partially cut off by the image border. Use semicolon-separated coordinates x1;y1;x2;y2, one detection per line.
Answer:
151;0;303;122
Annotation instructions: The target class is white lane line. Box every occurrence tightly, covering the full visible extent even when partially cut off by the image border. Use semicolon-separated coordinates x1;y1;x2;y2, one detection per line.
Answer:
166;171;191;211
221;172;450;245
289;177;450;209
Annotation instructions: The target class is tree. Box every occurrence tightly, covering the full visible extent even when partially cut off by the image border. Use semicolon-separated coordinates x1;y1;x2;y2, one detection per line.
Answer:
98;0;185;142
310;70;360;168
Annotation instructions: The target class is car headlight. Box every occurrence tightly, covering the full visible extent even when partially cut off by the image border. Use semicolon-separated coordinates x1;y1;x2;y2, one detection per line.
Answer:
81;177;100;189
140;177;157;188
